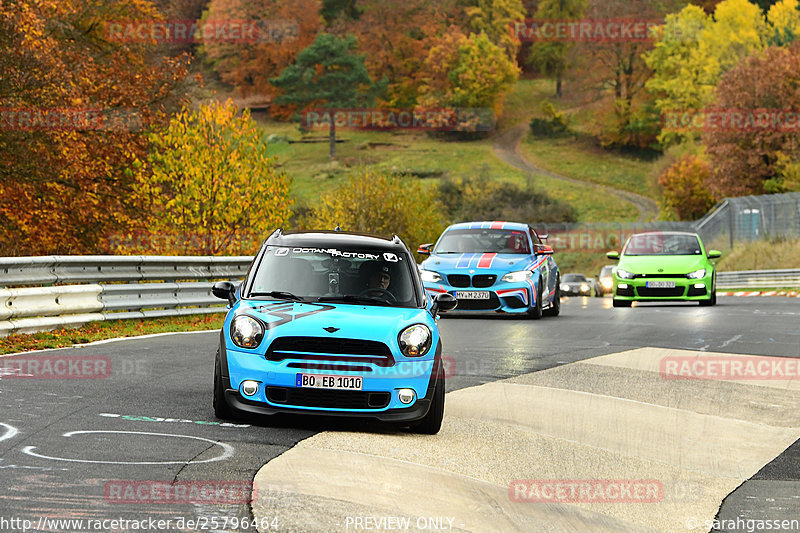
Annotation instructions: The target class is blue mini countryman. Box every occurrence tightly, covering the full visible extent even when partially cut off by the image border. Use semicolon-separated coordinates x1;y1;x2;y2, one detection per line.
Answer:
211;229;457;434
418;221;560;319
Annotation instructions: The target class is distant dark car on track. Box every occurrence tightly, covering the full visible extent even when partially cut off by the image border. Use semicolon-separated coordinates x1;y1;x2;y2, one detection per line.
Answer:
560;273;598;297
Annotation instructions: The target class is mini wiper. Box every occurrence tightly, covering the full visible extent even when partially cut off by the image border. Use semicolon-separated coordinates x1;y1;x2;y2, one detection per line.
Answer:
249;291;304;301
315;295;392;306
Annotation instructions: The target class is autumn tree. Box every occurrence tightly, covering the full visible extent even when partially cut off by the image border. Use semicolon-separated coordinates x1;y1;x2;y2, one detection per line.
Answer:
0;0;188;255
704;44;800;197
348;0;458;108
658;155;717;220
767;0;800;45
199;0;322;107
420;31;519;119
457;0;526;59
127;100;292;255
527;0;587;98
309;169;445;253
271;33;384;159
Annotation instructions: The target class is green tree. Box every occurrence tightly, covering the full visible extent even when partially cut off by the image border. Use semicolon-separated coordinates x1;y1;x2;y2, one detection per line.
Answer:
270;33;384;159
309;169;446;253
527;0;587;98
129;100;292;255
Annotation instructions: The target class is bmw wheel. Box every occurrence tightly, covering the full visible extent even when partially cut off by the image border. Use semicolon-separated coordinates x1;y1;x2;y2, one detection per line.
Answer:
528;278;543;320
543;275;560;317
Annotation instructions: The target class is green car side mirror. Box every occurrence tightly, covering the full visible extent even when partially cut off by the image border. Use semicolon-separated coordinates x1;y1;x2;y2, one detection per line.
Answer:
707;250;722;259
606;251;620;260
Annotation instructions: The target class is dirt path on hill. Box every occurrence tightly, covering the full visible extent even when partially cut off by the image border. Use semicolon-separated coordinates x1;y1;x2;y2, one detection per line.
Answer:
492;124;659;222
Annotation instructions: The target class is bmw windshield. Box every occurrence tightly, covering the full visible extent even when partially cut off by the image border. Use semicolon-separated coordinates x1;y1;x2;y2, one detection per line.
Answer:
434;228;531;254
247;246;419;307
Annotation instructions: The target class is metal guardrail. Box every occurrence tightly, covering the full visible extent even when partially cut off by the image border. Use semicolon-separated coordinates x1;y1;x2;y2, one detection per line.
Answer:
0;256;797;336
716;269;800;289
0;256;254;336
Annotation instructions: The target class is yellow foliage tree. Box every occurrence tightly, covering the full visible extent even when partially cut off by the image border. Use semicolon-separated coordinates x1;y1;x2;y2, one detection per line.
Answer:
308;169;445;253
126;100;292;255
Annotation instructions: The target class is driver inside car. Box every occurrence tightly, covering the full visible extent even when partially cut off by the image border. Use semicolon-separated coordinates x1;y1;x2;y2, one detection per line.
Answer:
365;263;392;291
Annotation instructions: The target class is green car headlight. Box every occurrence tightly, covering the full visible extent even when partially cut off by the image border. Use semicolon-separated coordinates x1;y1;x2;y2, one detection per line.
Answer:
616;268;634;279
687;268;707;279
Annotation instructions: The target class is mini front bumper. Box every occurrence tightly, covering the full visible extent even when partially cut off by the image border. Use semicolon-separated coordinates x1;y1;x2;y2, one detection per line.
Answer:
220;340;440;421
613;276;713;301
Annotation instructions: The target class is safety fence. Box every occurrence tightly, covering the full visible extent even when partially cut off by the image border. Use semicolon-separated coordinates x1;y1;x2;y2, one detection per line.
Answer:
1;256;798;337
0;256;253;336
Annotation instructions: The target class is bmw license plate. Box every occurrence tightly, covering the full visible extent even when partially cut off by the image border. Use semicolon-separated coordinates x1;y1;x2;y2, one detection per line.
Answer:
296;373;363;390
646;281;676;289
455;291;490;300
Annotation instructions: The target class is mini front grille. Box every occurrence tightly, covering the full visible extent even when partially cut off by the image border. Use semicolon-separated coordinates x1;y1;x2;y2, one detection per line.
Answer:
472;274;497;288
266;337;395;367
266;387;391;409
448;274;470;287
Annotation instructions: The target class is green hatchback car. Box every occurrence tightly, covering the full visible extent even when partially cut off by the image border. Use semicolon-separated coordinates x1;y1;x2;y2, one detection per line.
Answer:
607;231;721;307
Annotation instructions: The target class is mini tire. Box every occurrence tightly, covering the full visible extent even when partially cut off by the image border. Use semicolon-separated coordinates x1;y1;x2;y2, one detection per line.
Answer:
213;351;236;420
409;363;445;434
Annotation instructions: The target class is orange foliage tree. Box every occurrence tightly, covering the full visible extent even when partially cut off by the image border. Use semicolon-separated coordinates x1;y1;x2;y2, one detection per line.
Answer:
0;0;189;256
199;0;323;114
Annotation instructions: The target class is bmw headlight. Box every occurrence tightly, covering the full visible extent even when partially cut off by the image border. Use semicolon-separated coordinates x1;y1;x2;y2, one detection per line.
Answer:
502;270;533;283
616;268;634;279
687;268;706;279
420;270;443;283
398;324;432;357
231;315;264;349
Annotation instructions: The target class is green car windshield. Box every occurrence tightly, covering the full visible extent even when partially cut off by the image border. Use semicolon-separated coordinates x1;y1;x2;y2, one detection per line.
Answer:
623;233;702;256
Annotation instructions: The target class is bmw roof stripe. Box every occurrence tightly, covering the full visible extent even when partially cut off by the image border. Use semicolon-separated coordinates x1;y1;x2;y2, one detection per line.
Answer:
448;221;528;231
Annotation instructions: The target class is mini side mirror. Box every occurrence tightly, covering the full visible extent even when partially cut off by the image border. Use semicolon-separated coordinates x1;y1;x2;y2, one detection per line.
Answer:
432;293;457;315
212;281;237;306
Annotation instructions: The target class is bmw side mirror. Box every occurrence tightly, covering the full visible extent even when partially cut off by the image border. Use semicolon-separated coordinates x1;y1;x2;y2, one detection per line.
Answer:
417;243;433;256
212;281;237;307
606;251;620;259
432;293;457;315
708;250;722;259
535;244;554;255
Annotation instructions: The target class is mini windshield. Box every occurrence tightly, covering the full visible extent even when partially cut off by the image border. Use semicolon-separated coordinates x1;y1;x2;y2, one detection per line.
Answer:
434;228;531;254
248;246;418;307
623;233;702;256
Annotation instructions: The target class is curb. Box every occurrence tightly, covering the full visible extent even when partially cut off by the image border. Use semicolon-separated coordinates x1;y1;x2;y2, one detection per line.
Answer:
718;291;800;298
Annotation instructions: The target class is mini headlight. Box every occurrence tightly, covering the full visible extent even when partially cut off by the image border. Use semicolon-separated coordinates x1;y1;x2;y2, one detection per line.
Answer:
420;270;443;283
231;315;264;349
687;268;706;279
398;324;432;357
502;270;533;283
616;268;634;279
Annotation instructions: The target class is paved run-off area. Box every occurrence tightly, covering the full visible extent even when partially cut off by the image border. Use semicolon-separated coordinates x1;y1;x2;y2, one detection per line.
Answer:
252;347;800;533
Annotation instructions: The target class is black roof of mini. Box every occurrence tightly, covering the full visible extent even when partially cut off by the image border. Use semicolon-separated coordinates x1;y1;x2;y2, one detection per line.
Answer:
265;230;408;252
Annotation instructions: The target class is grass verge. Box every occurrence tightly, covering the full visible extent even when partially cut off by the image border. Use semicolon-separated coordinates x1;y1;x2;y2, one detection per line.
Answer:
0;313;225;355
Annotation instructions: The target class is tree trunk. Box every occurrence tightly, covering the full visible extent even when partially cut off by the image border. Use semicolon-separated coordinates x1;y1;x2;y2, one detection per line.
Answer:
556;76;563;99
329;120;336;159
